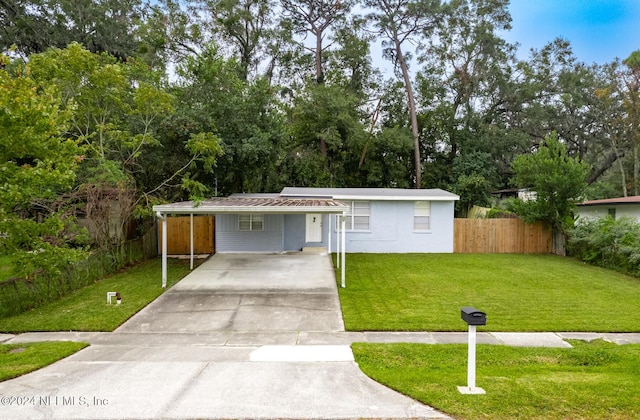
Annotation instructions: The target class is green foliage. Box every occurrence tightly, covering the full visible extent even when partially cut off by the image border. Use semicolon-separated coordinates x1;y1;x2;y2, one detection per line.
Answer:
568;216;640;276
353;341;640;420
511;133;591;233
0;341;89;382
0;53;88;279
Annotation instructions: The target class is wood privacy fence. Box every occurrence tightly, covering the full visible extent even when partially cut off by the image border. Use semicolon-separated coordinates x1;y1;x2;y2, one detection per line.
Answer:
454;218;552;254
158;215;215;255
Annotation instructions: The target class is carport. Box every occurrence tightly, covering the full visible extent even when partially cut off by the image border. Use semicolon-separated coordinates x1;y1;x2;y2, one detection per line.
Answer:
153;196;350;288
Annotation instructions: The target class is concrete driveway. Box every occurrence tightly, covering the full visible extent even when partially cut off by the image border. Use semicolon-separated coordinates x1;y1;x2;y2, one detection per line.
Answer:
0;253;448;419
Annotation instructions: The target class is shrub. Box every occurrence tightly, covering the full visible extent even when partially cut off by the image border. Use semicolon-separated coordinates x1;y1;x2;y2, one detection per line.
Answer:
568;216;640;276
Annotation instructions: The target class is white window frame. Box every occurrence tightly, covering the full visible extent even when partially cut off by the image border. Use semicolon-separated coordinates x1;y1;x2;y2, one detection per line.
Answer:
344;201;370;231
238;214;264;231
413;201;431;231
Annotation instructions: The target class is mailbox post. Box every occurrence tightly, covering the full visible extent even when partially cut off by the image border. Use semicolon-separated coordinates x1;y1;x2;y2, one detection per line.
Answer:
458;306;486;395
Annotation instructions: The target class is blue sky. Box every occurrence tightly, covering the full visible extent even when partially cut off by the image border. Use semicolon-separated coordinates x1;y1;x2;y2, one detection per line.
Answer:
503;0;640;64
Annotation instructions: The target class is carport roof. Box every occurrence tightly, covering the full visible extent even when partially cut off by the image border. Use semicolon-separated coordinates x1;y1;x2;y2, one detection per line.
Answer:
153;196;349;215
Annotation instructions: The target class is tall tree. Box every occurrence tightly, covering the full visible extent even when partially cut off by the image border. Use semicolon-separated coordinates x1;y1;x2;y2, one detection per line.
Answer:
280;0;355;84
366;0;441;188
209;0;275;80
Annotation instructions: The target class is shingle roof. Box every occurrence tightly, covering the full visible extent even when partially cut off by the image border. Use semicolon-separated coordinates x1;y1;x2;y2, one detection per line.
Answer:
281;187;459;201
579;196;640;206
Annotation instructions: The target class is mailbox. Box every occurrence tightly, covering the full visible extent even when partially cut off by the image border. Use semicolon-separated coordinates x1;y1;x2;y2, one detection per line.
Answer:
461;307;486;326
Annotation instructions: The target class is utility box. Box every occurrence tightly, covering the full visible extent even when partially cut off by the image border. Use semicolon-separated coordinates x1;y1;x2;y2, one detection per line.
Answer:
461;307;486;326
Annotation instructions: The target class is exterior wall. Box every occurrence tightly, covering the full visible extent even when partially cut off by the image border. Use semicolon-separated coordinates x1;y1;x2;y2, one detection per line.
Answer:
283;214;329;251
329;200;455;253
215;214;284;253
577;204;640;223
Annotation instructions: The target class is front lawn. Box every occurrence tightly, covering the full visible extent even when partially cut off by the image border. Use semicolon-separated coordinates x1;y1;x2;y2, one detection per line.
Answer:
0;341;88;382
337;254;640;332
353;340;640;420
0;258;194;333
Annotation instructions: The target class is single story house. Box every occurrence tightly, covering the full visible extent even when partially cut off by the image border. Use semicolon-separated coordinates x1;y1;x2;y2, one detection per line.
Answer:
153;187;459;287
576;196;640;223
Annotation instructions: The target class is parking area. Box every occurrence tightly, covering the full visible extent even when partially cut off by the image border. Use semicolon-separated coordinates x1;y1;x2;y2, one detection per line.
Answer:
116;253;345;335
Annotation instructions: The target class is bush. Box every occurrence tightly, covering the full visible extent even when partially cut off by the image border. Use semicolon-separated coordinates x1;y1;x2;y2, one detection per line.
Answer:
568;216;640;276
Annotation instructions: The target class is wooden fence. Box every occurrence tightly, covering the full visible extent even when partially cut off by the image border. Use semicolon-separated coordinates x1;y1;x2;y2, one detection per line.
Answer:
454;218;552;254
158;215;215;255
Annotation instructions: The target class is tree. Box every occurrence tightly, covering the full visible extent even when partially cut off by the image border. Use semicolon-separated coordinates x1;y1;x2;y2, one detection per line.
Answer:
0;54;87;278
280;0;355;84
366;0;442;188
511;132;591;254
0;0;146;60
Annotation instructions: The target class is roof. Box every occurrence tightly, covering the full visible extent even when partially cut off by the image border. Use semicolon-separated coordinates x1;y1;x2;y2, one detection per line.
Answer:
153;196;349;215
578;196;640;206
281;187;459;201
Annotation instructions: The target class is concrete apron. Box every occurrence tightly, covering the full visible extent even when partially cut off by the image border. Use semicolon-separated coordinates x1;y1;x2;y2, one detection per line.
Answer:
0;254;449;419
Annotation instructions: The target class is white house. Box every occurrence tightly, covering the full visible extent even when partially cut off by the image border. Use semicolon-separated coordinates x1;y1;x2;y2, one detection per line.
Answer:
153;187;459;287
576;196;640;223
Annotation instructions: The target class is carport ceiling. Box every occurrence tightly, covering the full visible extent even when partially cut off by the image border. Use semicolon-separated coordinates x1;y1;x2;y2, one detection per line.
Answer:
153;197;349;215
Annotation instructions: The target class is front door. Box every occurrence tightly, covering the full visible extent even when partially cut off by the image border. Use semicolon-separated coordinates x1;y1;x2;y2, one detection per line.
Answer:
305;213;322;243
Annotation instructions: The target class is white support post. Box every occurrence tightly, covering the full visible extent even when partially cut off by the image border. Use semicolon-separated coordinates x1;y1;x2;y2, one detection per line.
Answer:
458;325;486;394
341;213;346;288
336;215;340;269
327;214;332;254
157;212;168;289
190;213;194;270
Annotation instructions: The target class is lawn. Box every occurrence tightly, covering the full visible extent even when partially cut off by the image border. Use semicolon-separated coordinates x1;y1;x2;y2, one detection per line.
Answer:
0;258;194;333
0;341;88;382
353;340;640;420
337;254;640;332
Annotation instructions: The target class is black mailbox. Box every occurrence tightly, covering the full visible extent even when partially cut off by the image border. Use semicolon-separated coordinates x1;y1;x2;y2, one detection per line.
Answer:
461;307;486;326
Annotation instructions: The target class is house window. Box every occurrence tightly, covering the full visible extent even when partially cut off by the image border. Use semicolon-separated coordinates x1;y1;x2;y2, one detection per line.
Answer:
238;214;264;231
345;201;370;231
414;201;431;231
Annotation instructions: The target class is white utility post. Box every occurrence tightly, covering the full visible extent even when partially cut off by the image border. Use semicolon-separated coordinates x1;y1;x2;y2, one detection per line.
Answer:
458;307;486;395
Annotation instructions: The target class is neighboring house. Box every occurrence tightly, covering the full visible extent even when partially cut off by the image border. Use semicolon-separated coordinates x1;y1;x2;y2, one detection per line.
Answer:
576;196;640;223
154;187;460;255
492;188;537;202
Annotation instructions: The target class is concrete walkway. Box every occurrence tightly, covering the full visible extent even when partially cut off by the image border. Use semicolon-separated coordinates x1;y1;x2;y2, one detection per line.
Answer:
1;254;640;420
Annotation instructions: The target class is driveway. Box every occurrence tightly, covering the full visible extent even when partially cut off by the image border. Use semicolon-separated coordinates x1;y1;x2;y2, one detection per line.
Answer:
0;253;448;419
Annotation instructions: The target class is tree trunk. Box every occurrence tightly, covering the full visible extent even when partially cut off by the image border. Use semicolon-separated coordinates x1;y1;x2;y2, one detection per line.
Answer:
395;38;421;188
315;31;324;84
552;228;566;256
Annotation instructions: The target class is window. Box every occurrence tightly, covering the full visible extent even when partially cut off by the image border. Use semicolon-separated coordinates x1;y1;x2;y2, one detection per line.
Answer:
344;201;370;231
238;214;264;231
414;201;431;231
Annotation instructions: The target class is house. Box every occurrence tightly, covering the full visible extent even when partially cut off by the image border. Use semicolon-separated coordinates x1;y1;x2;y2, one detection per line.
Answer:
576;196;640;223
153;187;459;287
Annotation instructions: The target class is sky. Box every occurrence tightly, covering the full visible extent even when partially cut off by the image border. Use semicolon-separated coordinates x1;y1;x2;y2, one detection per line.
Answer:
503;0;640;64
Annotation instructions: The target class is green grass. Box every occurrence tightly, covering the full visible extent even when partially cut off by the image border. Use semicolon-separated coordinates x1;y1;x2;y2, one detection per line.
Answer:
0;341;88;382
337;254;640;332
353;340;640;420
0;258;194;333
0;255;13;282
